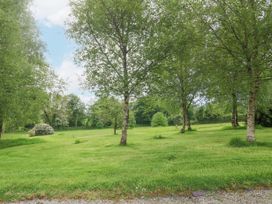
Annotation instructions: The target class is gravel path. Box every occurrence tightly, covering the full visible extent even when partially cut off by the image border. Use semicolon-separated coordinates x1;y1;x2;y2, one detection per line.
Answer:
6;190;272;204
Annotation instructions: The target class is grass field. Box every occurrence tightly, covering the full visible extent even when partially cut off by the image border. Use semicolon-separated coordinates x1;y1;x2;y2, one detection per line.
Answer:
0;123;271;202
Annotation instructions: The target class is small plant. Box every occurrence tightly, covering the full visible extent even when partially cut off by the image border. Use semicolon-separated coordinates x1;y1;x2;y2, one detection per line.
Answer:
153;135;166;140
166;154;177;161
151;112;168;127
74;139;81;144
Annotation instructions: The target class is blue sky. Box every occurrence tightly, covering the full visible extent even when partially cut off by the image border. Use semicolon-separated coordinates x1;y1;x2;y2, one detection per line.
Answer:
31;0;95;104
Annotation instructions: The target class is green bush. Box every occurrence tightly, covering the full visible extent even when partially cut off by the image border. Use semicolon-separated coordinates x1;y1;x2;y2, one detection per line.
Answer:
28;123;54;137
95;121;105;129
151;112;168;127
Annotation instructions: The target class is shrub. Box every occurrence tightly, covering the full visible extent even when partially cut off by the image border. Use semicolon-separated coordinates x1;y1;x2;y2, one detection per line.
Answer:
95;121;105;129
28;123;54;137
151;112;168;127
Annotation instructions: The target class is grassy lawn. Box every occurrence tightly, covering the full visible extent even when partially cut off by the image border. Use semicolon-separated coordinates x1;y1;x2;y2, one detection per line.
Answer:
0;123;271;201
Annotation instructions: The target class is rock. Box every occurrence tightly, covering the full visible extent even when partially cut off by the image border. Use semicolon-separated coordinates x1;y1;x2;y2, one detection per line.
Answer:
28;123;54;137
192;191;205;197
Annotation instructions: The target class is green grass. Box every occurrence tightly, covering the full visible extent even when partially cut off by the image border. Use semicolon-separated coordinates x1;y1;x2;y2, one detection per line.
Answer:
0;123;271;201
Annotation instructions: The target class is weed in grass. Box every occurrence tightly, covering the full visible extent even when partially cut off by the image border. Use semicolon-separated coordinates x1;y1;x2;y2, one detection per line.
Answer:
166;154;177;161
153;135;166;140
74;139;81;144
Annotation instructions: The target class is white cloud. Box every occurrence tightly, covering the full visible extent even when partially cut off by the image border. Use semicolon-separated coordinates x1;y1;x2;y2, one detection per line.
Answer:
31;0;71;27
56;57;96;104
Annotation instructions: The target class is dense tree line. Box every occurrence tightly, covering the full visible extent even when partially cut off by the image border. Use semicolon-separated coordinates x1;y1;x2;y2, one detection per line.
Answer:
69;0;272;145
0;0;271;146
0;0;52;138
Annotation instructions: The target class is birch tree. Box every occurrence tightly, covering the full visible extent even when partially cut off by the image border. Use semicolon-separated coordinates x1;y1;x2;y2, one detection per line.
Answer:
68;0;154;145
202;0;272;142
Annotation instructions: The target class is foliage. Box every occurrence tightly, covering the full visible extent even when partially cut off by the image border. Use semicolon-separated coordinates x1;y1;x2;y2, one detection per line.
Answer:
0;0;51;136
28;123;54;137
128;112;136;128
151;112;168;127
67;94;86;127
43;92;69;129
68;0;157;144
200;0;272;141
167;115;182;126
256;109;272;127
88;97;123;130
133;97;168;125
149;0;204;132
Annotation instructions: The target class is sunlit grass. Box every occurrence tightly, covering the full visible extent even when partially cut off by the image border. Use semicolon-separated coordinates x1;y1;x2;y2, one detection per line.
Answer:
0;123;271;201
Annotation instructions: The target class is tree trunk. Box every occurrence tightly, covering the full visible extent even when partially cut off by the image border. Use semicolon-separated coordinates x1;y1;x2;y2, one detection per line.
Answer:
181;109;186;133
120;95;129;145
187;114;192;131
0;118;3;139
180;105;191;133
75;114;78;128
231;93;239;128
247;81;258;143
114;117;117;135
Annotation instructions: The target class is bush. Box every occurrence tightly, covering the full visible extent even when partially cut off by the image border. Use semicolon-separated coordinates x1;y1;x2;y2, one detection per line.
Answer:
28;123;54;137
151;112;168;127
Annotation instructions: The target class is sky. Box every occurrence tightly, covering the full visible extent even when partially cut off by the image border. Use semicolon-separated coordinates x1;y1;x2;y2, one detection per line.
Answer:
30;0;95;104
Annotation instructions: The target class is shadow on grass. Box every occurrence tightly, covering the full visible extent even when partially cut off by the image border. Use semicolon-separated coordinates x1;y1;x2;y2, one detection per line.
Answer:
229;137;272;148
222;125;263;131
0;138;44;149
153;135;167;140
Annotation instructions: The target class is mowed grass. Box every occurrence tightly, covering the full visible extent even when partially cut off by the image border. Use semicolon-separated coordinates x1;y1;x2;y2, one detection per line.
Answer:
0;124;271;201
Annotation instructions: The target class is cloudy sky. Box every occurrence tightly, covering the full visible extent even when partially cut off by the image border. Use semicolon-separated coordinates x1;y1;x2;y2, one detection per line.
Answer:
30;0;95;104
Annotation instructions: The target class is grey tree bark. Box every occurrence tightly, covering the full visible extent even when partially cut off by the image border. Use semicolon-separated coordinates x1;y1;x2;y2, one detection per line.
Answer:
246;80;259;143
180;105;192;133
114;117;118;135
120;95;129;145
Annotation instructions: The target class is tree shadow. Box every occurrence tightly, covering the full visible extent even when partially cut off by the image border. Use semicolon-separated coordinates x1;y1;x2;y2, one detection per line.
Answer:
229;137;272;148
0;138;45;149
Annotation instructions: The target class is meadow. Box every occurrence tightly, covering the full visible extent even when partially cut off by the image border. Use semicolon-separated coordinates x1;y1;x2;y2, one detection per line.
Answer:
0;123;271;202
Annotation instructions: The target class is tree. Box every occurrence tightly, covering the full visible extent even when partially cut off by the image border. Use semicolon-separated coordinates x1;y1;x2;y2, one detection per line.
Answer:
204;49;247;128
43;92;69;129
89;97;123;135
151;112;168;127
67;94;86;127
133;96;167;125
201;0;272;142
0;0;50;138
150;0;204;133
68;0;155;145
